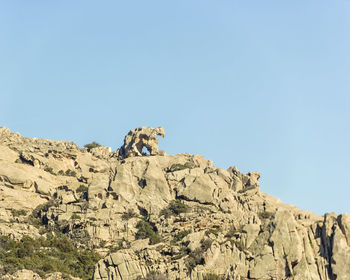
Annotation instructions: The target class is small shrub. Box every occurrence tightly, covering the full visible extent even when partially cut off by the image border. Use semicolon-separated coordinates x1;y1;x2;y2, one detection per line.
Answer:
186;247;204;271
258;211;274;220
109;238;130;252
171;245;188;260
203;273;224;280
11;209;27;217
65;169;77;177
84;141;101;150
44;167;55;175
201;239;212;251
185;239;212;271
76;185;88;193
225;225;243;238
238;185;256;193
32;200;56;219
71;213;81;220
26;215;42;228
205;228;221;236
169;200;190;215
167;162;195;173
122;209;138;220
158;208;172;219
136;271;168;280
171;230;191;244
160;200;190;218
0;235;17;251
57;169;76;177
135;219;162;245
0;233;100;280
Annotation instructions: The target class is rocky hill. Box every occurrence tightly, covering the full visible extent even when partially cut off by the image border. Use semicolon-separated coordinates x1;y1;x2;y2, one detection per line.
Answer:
0;126;349;280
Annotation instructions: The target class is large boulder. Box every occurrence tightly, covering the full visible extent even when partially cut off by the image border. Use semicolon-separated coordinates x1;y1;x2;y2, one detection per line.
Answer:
119;127;165;159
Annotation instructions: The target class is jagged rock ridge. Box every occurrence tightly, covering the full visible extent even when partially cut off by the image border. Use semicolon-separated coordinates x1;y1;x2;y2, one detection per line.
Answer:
0;126;349;280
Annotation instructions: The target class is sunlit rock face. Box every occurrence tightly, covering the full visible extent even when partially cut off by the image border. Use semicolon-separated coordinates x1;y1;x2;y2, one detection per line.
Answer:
118;126;166;159
0;126;349;280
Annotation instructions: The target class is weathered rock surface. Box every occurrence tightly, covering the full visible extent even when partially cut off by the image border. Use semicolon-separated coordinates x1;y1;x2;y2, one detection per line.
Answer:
118;126;165;158
1;269;82;280
0;126;349;280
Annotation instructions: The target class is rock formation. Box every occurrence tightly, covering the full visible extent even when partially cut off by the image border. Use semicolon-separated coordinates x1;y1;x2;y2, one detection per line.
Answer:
0;126;349;280
118;126;166;159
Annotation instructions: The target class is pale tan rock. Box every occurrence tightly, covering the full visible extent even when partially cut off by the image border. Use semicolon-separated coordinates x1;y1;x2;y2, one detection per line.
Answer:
338;213;350;246
241;223;260;249
0;145;18;163
269;210;303;272
55;188;78;204
0;160;61;195
1;127;350;280
0;269;74;280
331;217;350;279
88;173;110;208
179;174;217;204
45;272;82;280
1;269;42;280
89;146;112;159
107;250;144;279
0;126;11;137
246;171;260;188
119;126;165;159
293;255;320;280
107;157;172;213
0;183;48;211
130;238;149;251
183;231;205;251
249;253;276;279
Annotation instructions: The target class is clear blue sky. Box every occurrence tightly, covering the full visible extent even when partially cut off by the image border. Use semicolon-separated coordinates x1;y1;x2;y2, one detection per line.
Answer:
1;1;349;215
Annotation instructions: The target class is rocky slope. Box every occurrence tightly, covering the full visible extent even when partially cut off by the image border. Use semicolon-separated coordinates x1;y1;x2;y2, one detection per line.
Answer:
0;126;349;280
